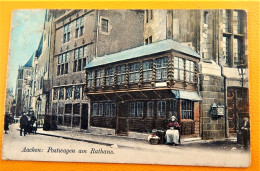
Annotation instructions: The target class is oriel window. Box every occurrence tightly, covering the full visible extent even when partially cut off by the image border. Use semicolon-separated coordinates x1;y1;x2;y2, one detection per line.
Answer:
117;65;126;85
156;57;168;81
129;63;140;83
174;57;184;81
87;71;94;88
105;67;114;86
143;60;153;82
185;60;195;83
96;69;102;87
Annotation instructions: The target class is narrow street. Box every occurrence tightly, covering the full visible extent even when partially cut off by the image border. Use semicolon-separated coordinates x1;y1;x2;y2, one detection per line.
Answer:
2;123;250;167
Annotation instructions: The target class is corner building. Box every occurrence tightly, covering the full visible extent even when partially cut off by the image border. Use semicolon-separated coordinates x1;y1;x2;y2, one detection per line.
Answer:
51;10;144;129
85;39;202;136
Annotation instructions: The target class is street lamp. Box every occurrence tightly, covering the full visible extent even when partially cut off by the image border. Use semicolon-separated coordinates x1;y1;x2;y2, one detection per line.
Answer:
237;63;247;88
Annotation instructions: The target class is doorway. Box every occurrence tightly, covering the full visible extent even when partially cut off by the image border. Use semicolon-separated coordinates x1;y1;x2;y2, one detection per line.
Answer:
116;102;128;135
81;104;88;129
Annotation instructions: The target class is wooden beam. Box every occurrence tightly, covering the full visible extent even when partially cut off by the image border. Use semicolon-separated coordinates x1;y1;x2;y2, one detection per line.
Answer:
140;91;149;99
115;93;124;101
153;90;162;98
103;94;110;100
126;92;135;99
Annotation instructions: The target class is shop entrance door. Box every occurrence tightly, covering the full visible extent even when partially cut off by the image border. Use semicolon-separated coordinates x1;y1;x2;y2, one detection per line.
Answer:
116;102;128;135
227;88;248;134
81;104;88;129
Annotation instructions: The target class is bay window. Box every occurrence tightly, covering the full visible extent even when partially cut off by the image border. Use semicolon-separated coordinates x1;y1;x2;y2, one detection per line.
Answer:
156;57;168;81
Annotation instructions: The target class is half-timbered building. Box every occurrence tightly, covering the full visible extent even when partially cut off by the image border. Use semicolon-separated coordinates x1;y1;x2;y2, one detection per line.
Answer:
85;39;202;136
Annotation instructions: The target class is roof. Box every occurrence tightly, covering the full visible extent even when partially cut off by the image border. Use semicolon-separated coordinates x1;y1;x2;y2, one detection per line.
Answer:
35;34;43;58
171;90;202;101
85;39;200;69
24;54;34;67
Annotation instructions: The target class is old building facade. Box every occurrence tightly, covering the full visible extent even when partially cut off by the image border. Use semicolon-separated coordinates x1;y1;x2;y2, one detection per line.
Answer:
51;10;144;130
85;39;201;136
142;10;248;139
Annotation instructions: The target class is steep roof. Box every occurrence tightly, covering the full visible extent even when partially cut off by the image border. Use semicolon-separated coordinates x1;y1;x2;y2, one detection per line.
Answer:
35;34;43;58
23;54;34;67
85;39;200;69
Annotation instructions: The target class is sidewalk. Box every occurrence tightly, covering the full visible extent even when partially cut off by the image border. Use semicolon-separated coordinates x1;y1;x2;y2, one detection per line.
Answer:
35;126;237;150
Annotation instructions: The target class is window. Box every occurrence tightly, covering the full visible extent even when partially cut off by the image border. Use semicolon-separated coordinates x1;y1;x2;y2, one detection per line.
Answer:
203;11;209;24
101;18;108;32
174;57;184;81
99;103;103;116
117;65;126;85
66;87;72;100
136;102;144;117
73;103;80;114
74;46;86;72
233;11;242;34
59;87;64;100
87;71;93;88
169;100;177;119
143;60;153;82
105;67;114;86
145;38;148;45
145;10;153;23
129;63;140;83
182;100;193;119
111;103;116;117
222;10;245;67
92;103;98;115
185;60;195;82
65;104;72;114
222;10;230;32
233;38;242;64
74;86;80;99
58;103;64;114
96;69;102;87
130;102;136;117
156;57;168;81
157;101;166;118
53;88;58;100
75;16;84;38
63;23;71;43
57;52;70;75
147;102;154;117
104;103;111;116
223;36;230;65
52;103;57;115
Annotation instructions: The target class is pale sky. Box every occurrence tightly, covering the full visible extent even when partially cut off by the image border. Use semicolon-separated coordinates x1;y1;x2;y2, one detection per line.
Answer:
6;9;45;93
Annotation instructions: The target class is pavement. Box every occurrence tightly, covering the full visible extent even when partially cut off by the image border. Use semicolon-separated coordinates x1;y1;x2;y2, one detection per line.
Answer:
34;126;238;150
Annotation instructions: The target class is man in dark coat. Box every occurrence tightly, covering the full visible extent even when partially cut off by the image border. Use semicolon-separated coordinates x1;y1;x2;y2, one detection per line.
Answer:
20;113;28;136
241;116;250;150
4;113;10;134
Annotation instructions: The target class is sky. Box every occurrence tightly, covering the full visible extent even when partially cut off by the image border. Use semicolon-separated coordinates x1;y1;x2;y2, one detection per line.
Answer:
6;9;45;93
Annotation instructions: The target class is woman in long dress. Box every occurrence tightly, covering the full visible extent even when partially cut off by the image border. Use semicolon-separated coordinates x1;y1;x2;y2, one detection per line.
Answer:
165;116;181;145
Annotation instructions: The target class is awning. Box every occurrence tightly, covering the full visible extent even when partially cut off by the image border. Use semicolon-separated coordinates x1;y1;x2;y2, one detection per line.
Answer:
171;90;202;101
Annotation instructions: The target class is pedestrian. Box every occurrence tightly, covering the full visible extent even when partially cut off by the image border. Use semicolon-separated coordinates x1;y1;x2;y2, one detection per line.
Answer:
165;116;181;145
4;113;10;134
241;116;250;151
20;113;28;136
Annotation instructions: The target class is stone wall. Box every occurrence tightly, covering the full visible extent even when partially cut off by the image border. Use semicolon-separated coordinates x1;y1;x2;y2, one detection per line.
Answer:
200;74;226;139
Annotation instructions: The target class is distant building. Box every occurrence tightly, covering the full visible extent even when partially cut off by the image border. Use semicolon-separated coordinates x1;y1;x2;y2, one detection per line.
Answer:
5;88;15;115
14;56;34;116
51;10;144;129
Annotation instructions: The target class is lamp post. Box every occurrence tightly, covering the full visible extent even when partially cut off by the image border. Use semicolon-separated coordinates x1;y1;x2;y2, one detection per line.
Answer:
237;63;247;88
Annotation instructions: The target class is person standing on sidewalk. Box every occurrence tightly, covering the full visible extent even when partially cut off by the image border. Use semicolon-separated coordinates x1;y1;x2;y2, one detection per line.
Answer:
20;113;28;136
241;116;250;150
4;113;10;134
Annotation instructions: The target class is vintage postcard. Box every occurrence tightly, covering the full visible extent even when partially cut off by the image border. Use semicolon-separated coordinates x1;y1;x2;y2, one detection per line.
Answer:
2;9;250;167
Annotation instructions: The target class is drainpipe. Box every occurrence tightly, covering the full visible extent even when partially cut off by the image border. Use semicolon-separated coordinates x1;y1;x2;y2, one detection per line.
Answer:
95;10;99;58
